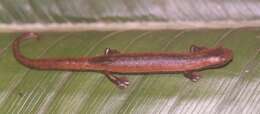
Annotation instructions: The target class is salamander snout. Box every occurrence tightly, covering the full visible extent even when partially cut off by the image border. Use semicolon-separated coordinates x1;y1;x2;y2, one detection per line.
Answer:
220;48;233;64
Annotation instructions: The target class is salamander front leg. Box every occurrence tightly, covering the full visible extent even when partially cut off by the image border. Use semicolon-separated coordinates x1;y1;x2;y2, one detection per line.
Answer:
190;45;207;52
103;71;129;89
184;72;201;82
104;48;120;55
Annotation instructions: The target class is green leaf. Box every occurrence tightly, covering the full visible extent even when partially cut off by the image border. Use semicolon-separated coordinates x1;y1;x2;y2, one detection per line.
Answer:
0;0;260;22
0;29;259;113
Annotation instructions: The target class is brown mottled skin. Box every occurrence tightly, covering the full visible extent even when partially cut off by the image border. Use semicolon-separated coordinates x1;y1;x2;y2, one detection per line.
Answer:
13;32;233;89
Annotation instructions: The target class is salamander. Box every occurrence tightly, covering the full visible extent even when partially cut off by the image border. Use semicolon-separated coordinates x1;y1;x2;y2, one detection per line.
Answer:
13;32;233;89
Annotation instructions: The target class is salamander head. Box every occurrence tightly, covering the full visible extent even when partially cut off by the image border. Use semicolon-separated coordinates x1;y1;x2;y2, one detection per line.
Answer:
207;47;233;68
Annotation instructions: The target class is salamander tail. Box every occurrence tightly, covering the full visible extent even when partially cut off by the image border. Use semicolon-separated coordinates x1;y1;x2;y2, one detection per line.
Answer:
12;32;39;67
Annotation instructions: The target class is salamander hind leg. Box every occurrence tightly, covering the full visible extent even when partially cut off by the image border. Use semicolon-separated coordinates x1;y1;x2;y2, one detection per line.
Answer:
183;72;201;82
103;71;129;89
190;45;207;52
104;48;120;55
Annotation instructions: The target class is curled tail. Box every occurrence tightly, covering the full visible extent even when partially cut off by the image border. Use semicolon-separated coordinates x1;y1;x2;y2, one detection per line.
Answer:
12;32;41;69
12;32;96;71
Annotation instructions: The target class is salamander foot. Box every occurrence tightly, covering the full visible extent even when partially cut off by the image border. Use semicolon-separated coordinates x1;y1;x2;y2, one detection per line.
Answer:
184;72;201;82
103;71;129;89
